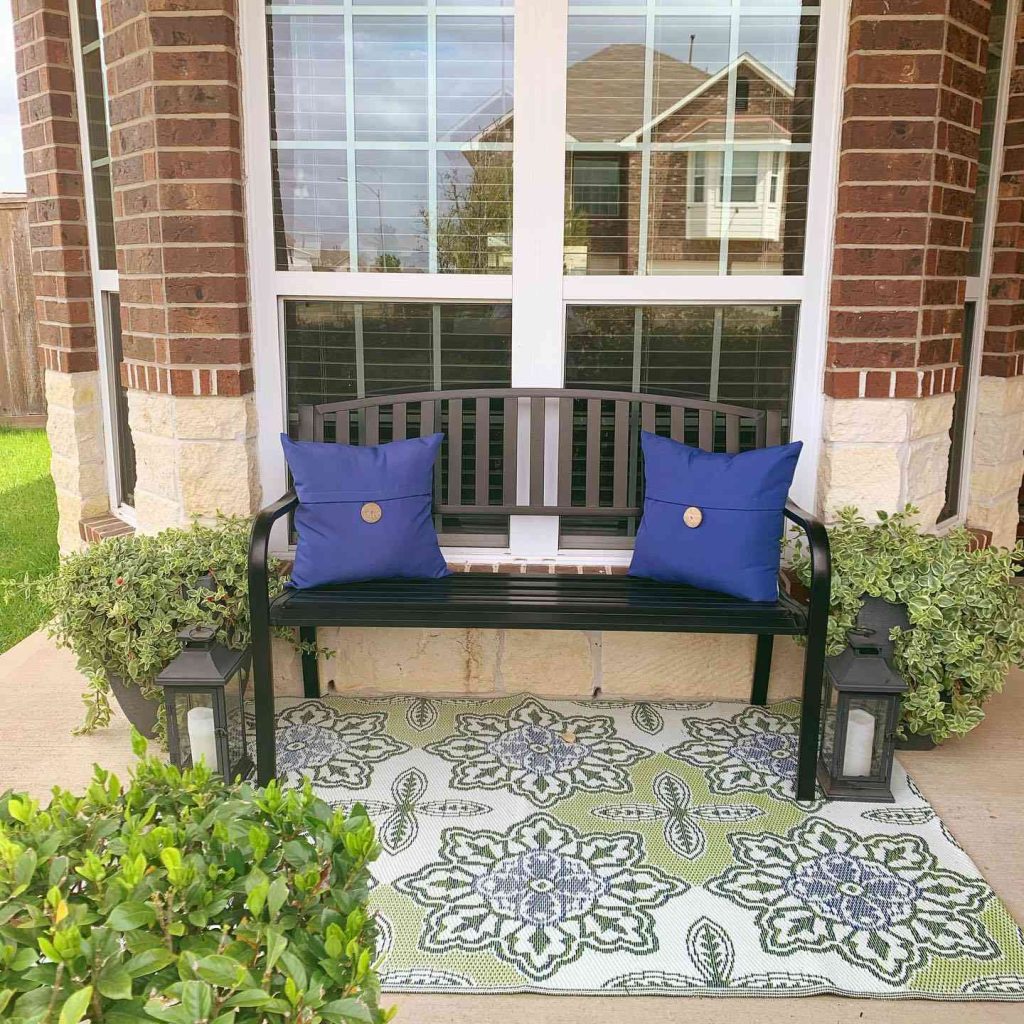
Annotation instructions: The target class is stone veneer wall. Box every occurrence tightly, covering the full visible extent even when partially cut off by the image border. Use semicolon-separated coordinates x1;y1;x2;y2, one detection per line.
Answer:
100;0;260;531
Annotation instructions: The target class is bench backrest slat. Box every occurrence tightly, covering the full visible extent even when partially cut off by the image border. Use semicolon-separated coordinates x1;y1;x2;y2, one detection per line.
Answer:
297;388;782;517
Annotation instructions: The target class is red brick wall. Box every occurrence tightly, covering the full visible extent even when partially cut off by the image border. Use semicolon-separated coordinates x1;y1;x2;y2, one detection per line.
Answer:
983;3;1024;378
13;0;97;375
100;0;252;397
827;0;991;400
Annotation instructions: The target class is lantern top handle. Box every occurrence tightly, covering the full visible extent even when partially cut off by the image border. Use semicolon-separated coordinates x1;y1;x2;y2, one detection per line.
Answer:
177;625;217;647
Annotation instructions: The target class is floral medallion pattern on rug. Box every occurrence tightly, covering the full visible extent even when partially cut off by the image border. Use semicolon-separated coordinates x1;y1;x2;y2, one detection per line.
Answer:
708;817;1000;984
396;813;686;981
264;700;409;790
666;704;824;807
425;696;652;807
263;694;1024;1000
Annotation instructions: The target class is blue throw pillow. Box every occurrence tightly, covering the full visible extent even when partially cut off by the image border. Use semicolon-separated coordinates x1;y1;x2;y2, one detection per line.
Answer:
281;433;451;588
628;431;802;602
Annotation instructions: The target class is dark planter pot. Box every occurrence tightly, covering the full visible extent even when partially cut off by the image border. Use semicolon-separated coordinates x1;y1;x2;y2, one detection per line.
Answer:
896;732;937;751
107;673;159;738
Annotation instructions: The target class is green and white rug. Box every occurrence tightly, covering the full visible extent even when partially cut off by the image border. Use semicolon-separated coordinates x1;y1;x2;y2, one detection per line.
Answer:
263;694;1024;1001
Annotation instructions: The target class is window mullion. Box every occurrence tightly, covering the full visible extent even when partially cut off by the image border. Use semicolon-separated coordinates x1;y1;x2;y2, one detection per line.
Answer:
509;0;568;557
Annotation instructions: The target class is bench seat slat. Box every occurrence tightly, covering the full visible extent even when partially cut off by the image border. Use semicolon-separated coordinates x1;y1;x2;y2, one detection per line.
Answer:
269;575;805;634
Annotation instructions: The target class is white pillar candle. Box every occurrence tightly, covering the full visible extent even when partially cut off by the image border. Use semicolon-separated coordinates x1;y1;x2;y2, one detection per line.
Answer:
187;706;219;770
842;708;876;777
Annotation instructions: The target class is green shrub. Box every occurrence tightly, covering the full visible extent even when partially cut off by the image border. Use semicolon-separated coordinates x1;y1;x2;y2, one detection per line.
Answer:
0;733;394;1023
790;506;1024;743
2;518;296;735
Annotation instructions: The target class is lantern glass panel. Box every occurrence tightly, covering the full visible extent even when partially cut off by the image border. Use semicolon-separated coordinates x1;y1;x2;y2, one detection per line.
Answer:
819;675;839;772
225;668;248;775
840;695;893;781
169;690;222;773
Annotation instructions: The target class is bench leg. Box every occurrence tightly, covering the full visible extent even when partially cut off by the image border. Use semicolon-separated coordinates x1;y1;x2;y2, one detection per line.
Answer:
750;634;774;706
299;626;320;698
252;623;276;787
797;617;827;804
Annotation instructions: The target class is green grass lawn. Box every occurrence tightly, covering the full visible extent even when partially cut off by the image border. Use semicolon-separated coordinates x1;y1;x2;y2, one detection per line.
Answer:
0;428;58;653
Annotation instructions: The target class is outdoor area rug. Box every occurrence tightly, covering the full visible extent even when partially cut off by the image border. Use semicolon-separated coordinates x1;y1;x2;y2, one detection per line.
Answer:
258;693;1024;1001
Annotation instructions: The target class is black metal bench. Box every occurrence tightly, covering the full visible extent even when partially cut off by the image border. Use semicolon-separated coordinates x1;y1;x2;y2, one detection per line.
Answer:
248;389;830;801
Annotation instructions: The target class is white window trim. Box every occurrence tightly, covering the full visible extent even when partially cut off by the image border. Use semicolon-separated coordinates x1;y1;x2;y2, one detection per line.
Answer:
68;0;132;524
240;0;852;561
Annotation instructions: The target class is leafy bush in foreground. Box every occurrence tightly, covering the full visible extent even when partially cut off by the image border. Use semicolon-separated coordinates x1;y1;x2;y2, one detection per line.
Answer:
0;734;394;1024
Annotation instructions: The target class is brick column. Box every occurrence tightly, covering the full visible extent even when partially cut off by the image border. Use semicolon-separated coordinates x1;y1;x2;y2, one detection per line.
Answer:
101;0;259;532
820;0;990;526
969;3;1024;547
13;0;109;552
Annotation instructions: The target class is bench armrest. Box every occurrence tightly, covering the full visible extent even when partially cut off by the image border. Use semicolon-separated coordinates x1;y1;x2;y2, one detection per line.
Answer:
248;491;298;619
783;500;831;629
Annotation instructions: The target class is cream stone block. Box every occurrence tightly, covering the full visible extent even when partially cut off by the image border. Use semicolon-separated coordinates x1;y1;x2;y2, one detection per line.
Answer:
975;374;1024;418
174;395;258;441
909;392;955;440
970;458;1024;501
178;439;260;518
128;389;175;440
48;451;106;500
44;369;100;411
968;495;1019;550
906;434;952;504
133;490;188;534
818;443;903;518
910;491;947;529
271;637;305;698
498;629;595;698
823;398;911;443
324;627;501;695
45;405;105;461
132;433;180;504
972;412;1024;467
601;632;757;701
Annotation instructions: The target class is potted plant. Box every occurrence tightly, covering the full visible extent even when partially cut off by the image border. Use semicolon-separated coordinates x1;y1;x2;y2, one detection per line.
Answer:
790;506;1024;745
2;518;286;738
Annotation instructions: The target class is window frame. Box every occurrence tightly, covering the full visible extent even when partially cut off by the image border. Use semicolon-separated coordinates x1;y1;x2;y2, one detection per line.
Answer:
241;0;852;561
68;0;135;526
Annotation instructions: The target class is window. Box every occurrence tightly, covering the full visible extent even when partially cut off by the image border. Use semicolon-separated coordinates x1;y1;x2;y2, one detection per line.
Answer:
691;151;706;203
571;157;622;217
247;0;838;559
267;2;514;273
76;0;115;270
941;303;975;522
102;294;136;508
968;0;1007;276
735;76;750;112
563;0;817;275
722;151;760;204
563;303;797;542
283;300;512;542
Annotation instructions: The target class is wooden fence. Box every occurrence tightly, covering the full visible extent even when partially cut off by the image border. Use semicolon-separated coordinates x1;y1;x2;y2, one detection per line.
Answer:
0;194;44;426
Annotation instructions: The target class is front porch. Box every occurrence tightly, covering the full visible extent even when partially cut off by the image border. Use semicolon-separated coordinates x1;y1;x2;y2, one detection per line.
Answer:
4;628;1022;1022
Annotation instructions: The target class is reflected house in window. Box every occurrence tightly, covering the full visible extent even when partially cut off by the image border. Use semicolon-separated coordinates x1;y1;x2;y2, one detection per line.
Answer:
558;46;799;276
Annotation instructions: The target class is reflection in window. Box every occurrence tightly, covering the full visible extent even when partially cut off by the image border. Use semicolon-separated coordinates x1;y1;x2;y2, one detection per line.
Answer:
77;0;115;270
103;295;137;508
564;1;817;276
968;0;1007;276
283;299;512;542
563;303;797;541
267;2;514;273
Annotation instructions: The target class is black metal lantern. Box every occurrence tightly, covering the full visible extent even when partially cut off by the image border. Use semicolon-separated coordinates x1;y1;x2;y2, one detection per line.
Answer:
157;626;253;781
818;628;907;802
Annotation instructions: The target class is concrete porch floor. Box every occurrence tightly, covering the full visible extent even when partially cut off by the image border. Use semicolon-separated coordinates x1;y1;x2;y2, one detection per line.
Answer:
0;629;1021;1023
